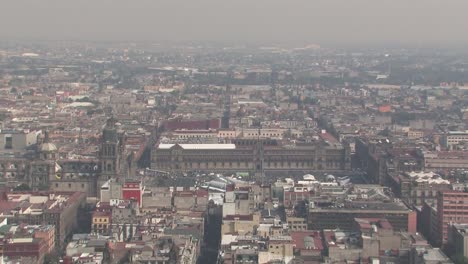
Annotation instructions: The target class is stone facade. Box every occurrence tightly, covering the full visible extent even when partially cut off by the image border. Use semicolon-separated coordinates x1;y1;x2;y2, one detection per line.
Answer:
151;140;350;174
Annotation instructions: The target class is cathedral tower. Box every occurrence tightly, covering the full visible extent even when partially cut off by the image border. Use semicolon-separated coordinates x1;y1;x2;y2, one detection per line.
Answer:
99;117;123;187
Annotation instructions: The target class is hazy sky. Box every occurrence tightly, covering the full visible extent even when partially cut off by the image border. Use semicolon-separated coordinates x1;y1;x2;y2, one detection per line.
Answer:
1;0;467;47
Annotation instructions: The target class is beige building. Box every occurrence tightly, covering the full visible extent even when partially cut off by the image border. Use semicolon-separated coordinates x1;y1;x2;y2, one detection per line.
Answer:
173;190;208;210
222;189;255;217
221;213;260;236
442;131;468;149
141;187;172;210
258;236;294;264
286;215;307;231
0;129;38;151
424;151;468;170
408;129;425;139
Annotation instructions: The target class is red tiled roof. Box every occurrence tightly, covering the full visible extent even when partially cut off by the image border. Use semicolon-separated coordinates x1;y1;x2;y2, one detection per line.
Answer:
0;201;20;213
290;231;324;251
323;231;337;247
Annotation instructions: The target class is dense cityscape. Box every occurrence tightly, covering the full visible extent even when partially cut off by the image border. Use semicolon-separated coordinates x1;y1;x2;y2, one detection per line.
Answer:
0;40;468;264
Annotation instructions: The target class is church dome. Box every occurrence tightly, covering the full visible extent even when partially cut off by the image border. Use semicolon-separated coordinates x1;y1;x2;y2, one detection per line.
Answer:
40;130;57;152
40;142;57;152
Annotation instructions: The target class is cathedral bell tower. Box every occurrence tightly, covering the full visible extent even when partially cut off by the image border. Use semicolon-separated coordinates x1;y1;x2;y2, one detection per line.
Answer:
99;117;121;185
30;130;58;190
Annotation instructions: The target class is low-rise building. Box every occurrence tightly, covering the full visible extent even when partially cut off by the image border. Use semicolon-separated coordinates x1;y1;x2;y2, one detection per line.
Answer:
0;191;86;250
92;211;111;235
308;200;417;233
323;230;362;263
0;224;55;264
221;214;260;236
290;230;324;262
410;247;453;264
389;171;450;206
424;151;468;170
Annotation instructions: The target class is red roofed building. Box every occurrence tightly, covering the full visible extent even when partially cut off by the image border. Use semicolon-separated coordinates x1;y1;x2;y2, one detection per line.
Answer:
290;230;324;261
3;238;48;263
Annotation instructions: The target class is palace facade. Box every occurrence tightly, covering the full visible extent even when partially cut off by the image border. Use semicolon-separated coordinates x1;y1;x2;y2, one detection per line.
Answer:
151;139;351;174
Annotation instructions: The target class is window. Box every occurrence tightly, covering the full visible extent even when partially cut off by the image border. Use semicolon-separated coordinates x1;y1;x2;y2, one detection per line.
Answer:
68;183;72;188
82;183;85;188
4;136;12;149
55;183;58;188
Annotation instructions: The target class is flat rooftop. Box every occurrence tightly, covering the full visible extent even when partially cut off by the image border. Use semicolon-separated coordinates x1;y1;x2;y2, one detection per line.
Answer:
158;144;236;150
311;201;411;212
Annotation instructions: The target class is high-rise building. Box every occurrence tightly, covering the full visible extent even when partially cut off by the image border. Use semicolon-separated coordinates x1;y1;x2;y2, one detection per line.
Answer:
435;191;468;247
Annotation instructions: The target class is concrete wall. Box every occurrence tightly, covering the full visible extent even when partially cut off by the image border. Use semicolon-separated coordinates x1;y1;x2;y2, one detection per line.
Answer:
0;131;37;151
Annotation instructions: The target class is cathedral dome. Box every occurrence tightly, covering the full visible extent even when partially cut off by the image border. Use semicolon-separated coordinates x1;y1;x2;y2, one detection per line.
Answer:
40;142;57;152
40;130;57;152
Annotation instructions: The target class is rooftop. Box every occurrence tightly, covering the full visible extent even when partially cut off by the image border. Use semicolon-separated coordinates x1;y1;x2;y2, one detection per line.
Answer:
311;200;411;212
290;231;324;251
158;143;236;150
